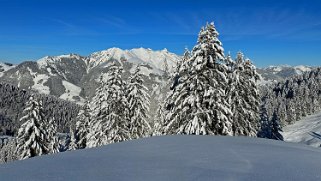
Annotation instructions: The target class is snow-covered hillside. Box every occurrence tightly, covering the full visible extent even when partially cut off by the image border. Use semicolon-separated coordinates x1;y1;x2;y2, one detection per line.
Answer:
265;65;312;75
257;65;313;84
0;62;15;77
1;136;321;181
283;111;321;147
0;48;179;105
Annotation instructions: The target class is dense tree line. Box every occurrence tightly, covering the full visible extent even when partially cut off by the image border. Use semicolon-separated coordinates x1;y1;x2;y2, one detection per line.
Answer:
0;82;80;135
71;63;151;149
1;95;61;162
258;68;321;139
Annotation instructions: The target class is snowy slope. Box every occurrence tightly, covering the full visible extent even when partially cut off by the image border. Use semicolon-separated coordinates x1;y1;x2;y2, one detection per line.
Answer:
283;111;321;147
59;80;84;104
0;62;15;77
257;65;313;84
263;65;312;75
1;136;321;181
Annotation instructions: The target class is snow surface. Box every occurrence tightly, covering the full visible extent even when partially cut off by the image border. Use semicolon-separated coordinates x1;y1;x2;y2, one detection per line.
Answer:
283;111;321;147
0;62;15;77
31;74;50;95
60;80;84;104
1;136;321;181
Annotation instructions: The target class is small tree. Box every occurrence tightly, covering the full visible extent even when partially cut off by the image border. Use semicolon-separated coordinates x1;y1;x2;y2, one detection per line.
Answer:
229;52;260;136
152;102;166;136
127;65;151;139
270;111;284;140
71;101;91;149
15;96;50;160
69;128;78;150
0;138;17;163
47;117;59;153
257;97;270;138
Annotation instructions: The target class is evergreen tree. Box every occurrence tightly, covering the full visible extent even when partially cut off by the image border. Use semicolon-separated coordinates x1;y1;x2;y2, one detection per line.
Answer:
0;138;16;163
270;111;284;140
69;128;78;150
171;48;190;90
86;75;108;148
152;102;166;136
229;52;260;136
257;97;270;138
15;96;50;160
163;22;233;135
87;63;130;148
47;117;59;153
127;65;151;139
286;100;296;123
72;101;91;149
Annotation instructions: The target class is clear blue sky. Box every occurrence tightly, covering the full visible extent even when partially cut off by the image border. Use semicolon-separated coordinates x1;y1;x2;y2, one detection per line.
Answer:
0;0;320;67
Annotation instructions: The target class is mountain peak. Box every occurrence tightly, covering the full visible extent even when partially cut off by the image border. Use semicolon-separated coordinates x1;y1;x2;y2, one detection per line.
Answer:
88;47;180;72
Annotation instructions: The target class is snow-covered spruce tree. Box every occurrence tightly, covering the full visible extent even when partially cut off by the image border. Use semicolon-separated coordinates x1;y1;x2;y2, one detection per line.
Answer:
152;102;166;136
163;22;233;135
47;117;59;153
86;63;130;148
0;138;17;163
15;96;50;160
228;52;260;136
127;65;151;139
69;128;78;150
270;111;284;140
70;101;91;150
286;100;296;124
161;48;191;132
85;75;108;148
257;96;271;138
171;48;190;90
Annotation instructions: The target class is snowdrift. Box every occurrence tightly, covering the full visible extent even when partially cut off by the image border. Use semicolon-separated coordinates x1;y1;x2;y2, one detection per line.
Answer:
1;136;321;181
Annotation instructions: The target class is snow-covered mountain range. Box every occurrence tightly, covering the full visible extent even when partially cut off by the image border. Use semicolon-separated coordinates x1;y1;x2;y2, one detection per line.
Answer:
0;48;179;111
257;65;313;84
1;136;321;181
0;48;315;107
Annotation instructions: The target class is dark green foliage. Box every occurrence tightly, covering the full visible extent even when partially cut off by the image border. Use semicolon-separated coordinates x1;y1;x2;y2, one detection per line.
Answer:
0;82;80;136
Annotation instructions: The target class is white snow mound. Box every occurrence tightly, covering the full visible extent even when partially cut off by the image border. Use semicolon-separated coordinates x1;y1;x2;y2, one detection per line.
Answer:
1;136;321;181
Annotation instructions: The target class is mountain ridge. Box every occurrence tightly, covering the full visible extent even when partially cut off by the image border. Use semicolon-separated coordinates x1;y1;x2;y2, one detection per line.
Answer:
0;48;318;106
